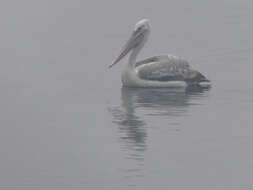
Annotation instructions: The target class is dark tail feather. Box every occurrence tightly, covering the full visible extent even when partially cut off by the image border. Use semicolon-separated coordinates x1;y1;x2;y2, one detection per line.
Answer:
195;72;210;83
186;71;210;85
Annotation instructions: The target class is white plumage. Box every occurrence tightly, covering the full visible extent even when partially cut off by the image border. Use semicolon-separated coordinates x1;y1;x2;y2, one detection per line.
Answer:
109;19;210;88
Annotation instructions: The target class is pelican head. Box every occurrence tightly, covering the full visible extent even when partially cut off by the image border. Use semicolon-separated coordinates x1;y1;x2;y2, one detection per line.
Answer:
109;19;150;68
134;19;150;31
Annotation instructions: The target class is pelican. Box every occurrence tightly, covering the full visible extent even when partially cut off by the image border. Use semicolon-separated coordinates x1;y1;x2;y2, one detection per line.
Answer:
109;19;210;88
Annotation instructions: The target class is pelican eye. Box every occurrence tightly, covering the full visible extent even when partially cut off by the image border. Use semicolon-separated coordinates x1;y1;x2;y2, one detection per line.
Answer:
137;26;142;31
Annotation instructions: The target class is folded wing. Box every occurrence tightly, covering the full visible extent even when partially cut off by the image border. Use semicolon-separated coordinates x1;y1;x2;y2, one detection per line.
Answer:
136;55;209;84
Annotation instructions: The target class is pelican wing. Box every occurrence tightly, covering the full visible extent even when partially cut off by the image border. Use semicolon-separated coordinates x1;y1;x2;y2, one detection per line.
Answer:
136;55;208;83
136;55;190;81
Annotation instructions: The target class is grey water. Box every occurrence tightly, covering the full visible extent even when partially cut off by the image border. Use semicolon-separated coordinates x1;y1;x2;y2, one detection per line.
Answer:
0;0;253;189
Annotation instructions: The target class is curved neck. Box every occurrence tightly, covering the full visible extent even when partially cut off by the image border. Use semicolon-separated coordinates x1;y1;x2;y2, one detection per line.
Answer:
128;34;148;68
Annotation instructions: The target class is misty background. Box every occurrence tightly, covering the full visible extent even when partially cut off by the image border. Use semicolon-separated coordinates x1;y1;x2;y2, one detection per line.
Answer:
0;0;253;189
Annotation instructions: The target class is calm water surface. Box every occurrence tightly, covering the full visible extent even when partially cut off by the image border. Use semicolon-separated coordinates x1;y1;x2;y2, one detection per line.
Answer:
0;0;253;189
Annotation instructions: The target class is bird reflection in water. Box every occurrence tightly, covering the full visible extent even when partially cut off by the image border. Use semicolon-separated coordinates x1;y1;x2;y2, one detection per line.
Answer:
109;86;210;182
109;90;147;158
109;86;210;157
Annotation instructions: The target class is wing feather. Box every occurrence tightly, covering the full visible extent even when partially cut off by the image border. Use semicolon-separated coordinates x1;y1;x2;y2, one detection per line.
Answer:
136;55;192;81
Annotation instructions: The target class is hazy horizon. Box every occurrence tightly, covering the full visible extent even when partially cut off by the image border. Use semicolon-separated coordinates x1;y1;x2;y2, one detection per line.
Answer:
0;0;253;189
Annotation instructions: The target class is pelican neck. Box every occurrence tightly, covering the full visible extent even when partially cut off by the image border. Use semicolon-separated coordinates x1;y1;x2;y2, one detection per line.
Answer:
128;34;148;68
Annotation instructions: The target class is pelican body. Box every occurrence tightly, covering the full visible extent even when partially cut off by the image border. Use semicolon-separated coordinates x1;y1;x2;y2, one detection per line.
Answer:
109;19;210;88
